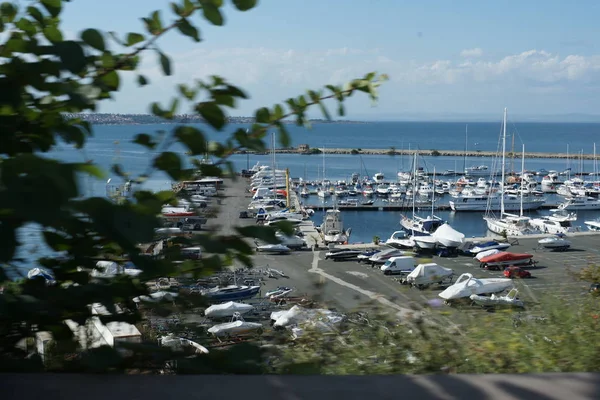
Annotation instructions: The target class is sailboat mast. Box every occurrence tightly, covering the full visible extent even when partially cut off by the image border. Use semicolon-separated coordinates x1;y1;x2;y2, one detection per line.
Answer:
520;144;525;216
463;124;468;173
501;108;507;215
431;166;436;216
412;152;417;217
271;133;276;192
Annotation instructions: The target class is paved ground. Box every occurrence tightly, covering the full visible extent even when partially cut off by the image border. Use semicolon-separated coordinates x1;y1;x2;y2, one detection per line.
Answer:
202;176;599;327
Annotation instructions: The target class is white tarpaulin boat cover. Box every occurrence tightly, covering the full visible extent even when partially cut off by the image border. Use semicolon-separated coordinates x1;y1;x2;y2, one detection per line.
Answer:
432;224;465;246
204;301;254;318
133;291;179;303
406;263;453;281
475;249;501;261
271;305;344;328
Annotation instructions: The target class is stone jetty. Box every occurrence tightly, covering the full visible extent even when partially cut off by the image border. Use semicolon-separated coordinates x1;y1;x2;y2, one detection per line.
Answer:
238;148;596;160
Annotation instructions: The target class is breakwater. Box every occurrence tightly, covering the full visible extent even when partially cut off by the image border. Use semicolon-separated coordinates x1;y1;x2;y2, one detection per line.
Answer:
239;148;596;160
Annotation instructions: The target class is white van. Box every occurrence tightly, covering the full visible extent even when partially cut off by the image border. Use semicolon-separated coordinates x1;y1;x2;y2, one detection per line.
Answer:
380;256;417;275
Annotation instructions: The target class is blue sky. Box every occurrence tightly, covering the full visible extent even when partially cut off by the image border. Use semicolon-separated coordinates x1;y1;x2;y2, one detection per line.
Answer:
59;0;600;120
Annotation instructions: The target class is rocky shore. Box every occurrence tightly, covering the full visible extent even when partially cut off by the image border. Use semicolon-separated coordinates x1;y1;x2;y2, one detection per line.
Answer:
239;148;594;160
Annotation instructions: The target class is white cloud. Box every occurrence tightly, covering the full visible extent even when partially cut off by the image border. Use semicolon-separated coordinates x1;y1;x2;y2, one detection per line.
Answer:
460;48;483;58
103;47;600;114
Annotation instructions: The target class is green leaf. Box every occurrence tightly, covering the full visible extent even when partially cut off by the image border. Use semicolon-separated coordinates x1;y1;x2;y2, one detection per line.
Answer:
255;107;270;123
77;163;106;179
235;225;279;244
42;25;63;43
1;3;18;22
202;3;224;26
137;75;149;86
195;102;226;130
55;41;87;74
41;0;62;18
276;123;291;148
153;152;183;181
133;133;157;149
126;32;145;46
158;51;172;75
80;29;105;51
177;84;197;100
176;18;201;42
100;71;120;91
232;0;257;11
174;126;207;155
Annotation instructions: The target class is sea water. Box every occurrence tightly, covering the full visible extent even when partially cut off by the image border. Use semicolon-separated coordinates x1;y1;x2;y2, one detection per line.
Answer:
14;121;600;267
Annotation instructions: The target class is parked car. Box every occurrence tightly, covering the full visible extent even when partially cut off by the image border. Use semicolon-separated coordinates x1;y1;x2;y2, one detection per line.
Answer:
503;266;532;279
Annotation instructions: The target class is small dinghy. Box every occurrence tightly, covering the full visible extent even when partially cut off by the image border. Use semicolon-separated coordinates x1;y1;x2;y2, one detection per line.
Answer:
469;241;511;254
204;301;254;318
264;286;293;299
470;288;525;308
325;249;363;261
256;243;291;254
538;234;571;251
207;313;263;337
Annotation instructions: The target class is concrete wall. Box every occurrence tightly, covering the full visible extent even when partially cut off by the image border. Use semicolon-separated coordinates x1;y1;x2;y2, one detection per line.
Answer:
1;373;598;400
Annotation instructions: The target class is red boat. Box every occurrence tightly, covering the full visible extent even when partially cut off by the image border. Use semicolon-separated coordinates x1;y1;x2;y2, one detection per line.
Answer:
480;252;533;267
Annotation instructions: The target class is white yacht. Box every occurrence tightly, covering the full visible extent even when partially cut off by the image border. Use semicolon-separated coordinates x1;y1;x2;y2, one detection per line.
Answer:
584;219;600;231
530;210;578;234
556;196;600;211
541;174;561;193
320;208;351;245
373;172;385;184
465;165;490;177
483;108;541;236
449;192;544;212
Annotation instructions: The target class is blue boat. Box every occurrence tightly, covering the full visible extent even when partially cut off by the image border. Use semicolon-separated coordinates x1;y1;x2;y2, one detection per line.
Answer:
202;285;261;302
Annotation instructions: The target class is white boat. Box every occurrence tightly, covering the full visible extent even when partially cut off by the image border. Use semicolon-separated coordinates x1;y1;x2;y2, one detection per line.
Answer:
270;305;344;329
465;165;490;177
264;286;294;299
432;223;465;248
400;214;445;235
584;219;600;231
556;196;600;211
413;235;438;250
483;119;541;236
470;288;524;308
439;273;513;301
538;234;572;250
204;301;254;318
541;174;561;193
469;241;511;254
474;249;501;261
384;230;415;248
530;210;577;234
133;291;179;304
320;208;351;245
207;313;263;337
373;172;385;183
160;334;209;354
264;217;304;226
405;263;454;288
255;243;291;254
276;233;307;249
449;193;545;212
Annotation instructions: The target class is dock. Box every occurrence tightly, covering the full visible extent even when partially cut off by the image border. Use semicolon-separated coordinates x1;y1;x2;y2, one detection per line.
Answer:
303;204;561;212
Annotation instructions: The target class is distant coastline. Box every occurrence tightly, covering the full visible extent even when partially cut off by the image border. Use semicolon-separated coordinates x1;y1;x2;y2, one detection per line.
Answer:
63;113;367;125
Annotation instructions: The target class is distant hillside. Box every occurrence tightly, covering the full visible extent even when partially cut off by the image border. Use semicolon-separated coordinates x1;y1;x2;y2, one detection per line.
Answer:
354;112;600;123
63;113;367;125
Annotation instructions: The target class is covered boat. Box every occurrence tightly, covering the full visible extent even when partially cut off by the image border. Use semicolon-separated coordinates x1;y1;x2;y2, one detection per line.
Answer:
538;234;571;250
264;286;293;299
474;249;501;261
469;241;511;254
432;224;465;248
133;291;179;304
270;305;344;329
439;273;513;301
325;249;363;261
204;301;254;318
470;288;524;308
202;285;261;302
405;263;454;289
479;252;533;267
207;313;263;337
413;235;438;250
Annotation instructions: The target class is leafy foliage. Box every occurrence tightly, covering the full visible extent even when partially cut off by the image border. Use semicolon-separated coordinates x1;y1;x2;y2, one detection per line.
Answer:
0;0;387;372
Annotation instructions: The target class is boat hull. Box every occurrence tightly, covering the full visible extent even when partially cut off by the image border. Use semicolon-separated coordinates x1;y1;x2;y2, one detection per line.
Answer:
450;198;544;212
